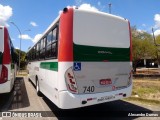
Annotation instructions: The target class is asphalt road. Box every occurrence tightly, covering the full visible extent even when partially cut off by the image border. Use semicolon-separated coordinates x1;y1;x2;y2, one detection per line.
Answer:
0;77;160;120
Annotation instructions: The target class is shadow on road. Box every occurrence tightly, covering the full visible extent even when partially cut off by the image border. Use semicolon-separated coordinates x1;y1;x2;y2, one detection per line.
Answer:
0;90;13;111
8;77;30;110
42;96;153;120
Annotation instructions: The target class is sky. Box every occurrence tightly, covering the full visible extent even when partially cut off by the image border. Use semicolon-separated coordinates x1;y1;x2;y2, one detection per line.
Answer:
0;0;160;52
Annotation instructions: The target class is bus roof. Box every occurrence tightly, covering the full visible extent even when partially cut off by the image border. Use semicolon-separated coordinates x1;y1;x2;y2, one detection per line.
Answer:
76;8;128;22
0;26;5;29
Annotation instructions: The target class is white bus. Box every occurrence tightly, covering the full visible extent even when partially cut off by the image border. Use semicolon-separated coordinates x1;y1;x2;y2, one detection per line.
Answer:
27;7;132;109
0;26;17;93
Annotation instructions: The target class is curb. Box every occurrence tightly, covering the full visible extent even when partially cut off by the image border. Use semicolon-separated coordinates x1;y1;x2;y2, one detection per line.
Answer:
133;74;160;78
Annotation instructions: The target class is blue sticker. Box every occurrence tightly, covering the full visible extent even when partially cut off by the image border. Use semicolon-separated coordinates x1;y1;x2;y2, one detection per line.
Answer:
73;62;81;71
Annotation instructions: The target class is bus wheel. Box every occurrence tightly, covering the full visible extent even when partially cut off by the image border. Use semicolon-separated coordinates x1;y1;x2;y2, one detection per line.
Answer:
36;79;41;96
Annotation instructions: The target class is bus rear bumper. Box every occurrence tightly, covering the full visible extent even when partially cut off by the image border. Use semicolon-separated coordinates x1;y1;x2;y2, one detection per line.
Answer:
0;81;11;94
58;84;132;109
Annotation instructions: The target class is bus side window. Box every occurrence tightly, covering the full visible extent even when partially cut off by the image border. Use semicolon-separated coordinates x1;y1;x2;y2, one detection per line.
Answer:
40;38;46;59
32;48;34;60
9;37;17;63
45;26;58;59
31;48;33;60
29;52;31;61
33;46;36;60
36;42;40;60
51;27;57;58
46;31;52;58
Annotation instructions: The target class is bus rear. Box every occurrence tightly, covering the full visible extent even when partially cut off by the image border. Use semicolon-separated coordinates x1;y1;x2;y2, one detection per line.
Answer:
58;8;132;109
0;26;16;93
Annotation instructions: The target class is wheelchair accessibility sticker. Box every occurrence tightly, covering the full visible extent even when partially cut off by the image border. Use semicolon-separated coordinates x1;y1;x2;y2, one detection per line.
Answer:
73;62;81;71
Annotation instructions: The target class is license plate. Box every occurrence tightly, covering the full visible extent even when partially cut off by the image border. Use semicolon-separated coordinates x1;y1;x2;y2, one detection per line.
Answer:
97;95;115;102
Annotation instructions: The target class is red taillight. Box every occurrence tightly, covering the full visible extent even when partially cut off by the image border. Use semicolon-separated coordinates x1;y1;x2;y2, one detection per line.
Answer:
0;65;8;84
65;67;78;94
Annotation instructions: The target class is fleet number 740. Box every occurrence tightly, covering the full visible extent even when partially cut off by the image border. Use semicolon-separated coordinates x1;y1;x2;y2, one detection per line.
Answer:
83;86;95;93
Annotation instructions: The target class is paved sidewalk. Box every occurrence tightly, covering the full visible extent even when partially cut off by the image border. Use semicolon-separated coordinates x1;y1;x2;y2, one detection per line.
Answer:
2;77;58;120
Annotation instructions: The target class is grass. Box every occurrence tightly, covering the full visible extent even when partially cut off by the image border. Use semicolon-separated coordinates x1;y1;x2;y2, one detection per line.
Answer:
124;97;160;105
124;79;160;105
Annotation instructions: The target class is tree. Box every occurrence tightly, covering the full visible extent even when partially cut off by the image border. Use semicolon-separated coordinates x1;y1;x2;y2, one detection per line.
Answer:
155;35;160;44
154;35;160;65
15;49;27;69
132;27;157;72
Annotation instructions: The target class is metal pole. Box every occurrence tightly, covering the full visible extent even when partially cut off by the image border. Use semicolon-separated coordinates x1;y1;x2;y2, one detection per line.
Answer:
10;22;22;73
108;3;112;14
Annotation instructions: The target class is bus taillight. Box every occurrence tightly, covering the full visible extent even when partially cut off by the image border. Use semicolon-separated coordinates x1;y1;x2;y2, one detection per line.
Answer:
65;67;78;94
0;65;8;84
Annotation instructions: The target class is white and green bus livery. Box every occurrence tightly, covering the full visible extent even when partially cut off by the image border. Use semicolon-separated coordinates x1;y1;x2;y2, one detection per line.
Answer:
27;7;132;109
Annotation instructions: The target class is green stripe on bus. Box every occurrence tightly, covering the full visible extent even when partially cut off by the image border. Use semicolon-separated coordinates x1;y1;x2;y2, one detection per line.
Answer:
73;43;130;62
40;62;58;71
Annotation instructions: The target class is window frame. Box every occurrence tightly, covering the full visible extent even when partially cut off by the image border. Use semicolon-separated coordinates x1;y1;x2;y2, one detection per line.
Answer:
27;21;59;62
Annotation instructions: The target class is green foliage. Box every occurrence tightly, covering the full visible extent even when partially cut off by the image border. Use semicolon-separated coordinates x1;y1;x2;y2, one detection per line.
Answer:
15;49;27;69
132;27;157;71
155;35;160;44
132;27;156;60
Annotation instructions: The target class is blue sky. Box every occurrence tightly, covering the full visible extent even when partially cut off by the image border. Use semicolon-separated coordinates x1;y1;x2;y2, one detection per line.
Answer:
0;0;160;52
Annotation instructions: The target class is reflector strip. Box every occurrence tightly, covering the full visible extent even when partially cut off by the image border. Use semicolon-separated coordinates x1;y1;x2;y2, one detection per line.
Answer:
87;98;92;101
